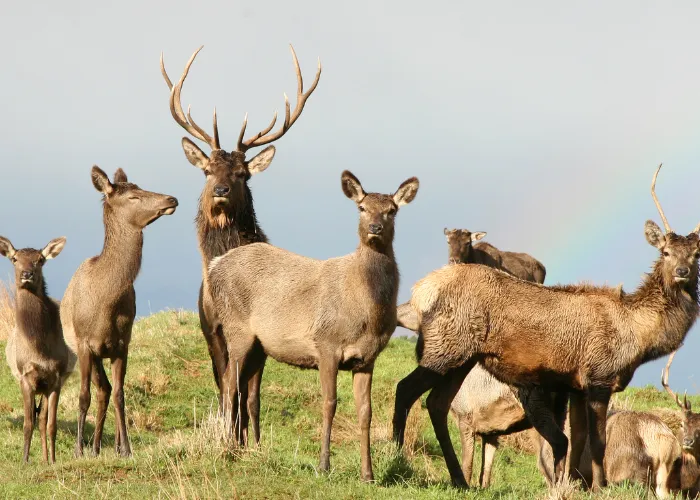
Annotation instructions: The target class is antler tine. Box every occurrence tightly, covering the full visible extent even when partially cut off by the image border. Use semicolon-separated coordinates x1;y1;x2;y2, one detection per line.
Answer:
238;44;322;152
161;46;219;150
661;351;685;410
651;163;673;233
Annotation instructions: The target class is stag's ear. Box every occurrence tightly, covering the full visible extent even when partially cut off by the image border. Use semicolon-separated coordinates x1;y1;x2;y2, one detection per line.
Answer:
471;232;487;242
181;138;210;170
113;168;128;184
41;237;66;260
91;166;114;195
444;228;450;236
341;170;366;203
248;146;276;175
645;220;666;249
393;177;419;207
0;236;16;259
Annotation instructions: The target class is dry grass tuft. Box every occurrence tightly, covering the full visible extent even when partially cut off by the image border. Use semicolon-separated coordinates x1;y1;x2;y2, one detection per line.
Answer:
502;428;540;454
0;279;15;341
136;370;171;396
129;409;165;431
541;476;580;500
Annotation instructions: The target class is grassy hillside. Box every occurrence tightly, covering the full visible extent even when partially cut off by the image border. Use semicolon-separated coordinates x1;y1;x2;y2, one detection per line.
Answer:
0;310;694;499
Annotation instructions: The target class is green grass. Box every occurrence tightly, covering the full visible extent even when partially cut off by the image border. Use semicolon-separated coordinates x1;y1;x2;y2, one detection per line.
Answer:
0;311;692;499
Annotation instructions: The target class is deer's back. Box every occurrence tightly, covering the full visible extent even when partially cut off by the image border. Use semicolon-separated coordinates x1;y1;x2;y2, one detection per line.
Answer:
473;242;546;283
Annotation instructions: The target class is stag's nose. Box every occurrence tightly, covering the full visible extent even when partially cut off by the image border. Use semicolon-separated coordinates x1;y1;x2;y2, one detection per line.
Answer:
21;271;34;281
683;436;695;448
213;185;230;197
166;197;178;207
676;267;690;278
369;223;383;235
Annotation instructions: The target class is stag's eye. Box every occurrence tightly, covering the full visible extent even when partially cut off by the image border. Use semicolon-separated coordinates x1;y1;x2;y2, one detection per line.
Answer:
663;251;670;257
695;252;700;259
387;208;396;217
358;206;366;212
128;196;141;202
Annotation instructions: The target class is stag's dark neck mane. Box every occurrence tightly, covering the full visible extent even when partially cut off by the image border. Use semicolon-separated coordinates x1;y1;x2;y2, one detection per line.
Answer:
195;186;268;265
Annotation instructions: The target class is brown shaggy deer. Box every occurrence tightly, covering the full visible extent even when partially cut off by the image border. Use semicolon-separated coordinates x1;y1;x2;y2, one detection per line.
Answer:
393;164;700;490
61;167;178;457
208;171;419;480
406;228;546;487
160;45;321;445
444;228;546;282
1;236;74;463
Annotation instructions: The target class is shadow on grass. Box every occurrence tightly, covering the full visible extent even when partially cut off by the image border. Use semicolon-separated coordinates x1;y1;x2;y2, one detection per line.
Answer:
380;451;415;486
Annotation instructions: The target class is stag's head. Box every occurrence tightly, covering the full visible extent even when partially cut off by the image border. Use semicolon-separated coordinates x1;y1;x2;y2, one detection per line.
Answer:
644;164;700;291
443;228;487;264
341;171;419;252
662;351;700;458
91;167;178;230
161;45;321;228
0;236;65;294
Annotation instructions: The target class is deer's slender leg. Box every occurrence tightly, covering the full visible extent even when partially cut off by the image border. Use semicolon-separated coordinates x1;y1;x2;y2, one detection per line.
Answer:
246;357;266;446
352;363;374;482
568;391;588;483
199;284;228;402
480;434;499;488
38;395;48;463
586;387;611;491
75;346;93;457
318;354;339;473
393;365;443;447
91;358;111;456
47;388;59;464
111;352;131;457
426;361;474;487
519;386;568;485
21;379;35;463
457;415;475;486
221;334;256;442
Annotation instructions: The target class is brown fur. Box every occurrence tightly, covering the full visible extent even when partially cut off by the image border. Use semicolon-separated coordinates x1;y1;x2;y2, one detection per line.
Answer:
61;166;177;457
0;236;74;463
207;171;419;481
393;184;700;490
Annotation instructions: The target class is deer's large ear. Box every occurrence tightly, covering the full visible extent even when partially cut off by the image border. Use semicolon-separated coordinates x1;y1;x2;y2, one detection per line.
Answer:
41;237;66;260
341;170;366;203
444;228;450;236
692;222;700;237
181;138;209;170
0;236;16;259
248;146;276;175
393;177;419;207
471;232;487;242
113;168;128;184
91;166;114;195
645;220;666;249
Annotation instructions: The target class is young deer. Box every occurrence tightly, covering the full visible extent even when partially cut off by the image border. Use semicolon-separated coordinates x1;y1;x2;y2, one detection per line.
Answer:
161;45;321;445
393;164;700;490
61;167;177;457
1;236;74;463
208;171;419;480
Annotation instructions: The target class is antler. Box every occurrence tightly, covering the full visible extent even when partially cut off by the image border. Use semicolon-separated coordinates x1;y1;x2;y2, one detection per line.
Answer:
651;163;672;233
661;350;691;411
161;46;221;150
237;44;321;153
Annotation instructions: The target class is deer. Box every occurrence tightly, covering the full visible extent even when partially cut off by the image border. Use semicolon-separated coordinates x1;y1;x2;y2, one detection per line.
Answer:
207;171;419;481
404;228;546;487
61;167;178;457
160;45;321;446
0;236;74;463
392;164;700;491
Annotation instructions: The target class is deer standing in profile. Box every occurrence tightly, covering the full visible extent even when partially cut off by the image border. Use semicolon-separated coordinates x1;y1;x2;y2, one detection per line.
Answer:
160;45;321;445
1;236;74;463
208;171;419;481
393;164;700;491
61;167;177;457
398;228;546;487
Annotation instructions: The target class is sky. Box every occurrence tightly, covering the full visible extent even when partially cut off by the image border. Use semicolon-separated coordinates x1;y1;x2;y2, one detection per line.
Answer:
2;1;700;390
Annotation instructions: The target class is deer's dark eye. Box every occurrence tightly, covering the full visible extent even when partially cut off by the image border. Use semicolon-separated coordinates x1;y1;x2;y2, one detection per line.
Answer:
128;196;141;202
358;206;366;212
663;251;670;257
695;252;700;259
387;208;396;217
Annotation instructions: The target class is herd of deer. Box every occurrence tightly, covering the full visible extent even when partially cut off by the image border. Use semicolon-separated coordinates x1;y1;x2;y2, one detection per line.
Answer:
1;44;699;498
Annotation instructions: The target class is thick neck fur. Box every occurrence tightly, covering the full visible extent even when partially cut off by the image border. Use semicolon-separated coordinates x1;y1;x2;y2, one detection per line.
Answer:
97;207;144;288
357;243;399;307
626;260;699;363
15;285;58;344
195;185;267;266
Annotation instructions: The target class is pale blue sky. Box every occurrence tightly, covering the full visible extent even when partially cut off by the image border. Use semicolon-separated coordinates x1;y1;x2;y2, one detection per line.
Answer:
2;1;700;390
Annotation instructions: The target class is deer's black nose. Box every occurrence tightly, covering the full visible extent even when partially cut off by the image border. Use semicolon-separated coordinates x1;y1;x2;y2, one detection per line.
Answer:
676;267;690;278
684;436;695;447
213;185;230;197
166;197;178;207
21;271;34;281
369;223;383;235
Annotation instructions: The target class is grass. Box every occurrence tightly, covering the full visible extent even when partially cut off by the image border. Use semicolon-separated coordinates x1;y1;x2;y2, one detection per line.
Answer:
0;306;694;499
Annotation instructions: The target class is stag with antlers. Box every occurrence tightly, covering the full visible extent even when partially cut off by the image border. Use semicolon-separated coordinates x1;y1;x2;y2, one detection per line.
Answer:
160;45;321;445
